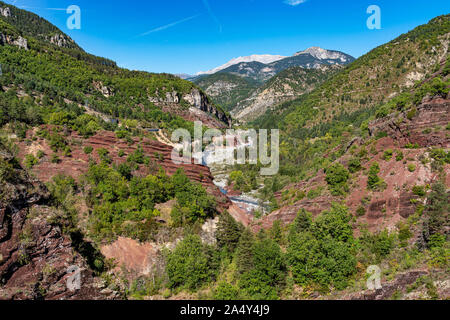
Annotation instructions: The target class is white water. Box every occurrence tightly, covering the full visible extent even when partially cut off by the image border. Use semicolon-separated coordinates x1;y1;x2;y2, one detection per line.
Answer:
201;135;266;215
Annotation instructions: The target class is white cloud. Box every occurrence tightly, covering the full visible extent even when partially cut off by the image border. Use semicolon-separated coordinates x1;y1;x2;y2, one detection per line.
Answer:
284;0;307;6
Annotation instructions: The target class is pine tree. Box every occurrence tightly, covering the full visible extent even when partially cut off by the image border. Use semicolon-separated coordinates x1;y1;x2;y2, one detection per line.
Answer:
423;182;448;246
236;229;255;275
216;211;242;253
270;220;283;244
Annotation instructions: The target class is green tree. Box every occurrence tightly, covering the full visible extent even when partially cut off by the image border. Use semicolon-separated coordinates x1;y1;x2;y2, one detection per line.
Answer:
213;282;240;300
422;182;448;246
236;229;255;275
239;238;286;300
216;211;242;254
367;162;383;190
166;235;217;290
287;204;357;290
325;163;350;195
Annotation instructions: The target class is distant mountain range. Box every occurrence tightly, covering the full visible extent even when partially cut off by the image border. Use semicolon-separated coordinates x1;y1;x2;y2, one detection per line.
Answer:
191;47;354;118
190;47;354;83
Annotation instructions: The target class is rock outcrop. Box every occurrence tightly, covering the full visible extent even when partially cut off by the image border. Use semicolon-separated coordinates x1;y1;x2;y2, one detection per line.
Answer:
48;33;74;48
18;129;231;212
0;33;28;50
149;88;231;128
92;81;114;98
253;97;449;233
369;96;450;148
0;6;11;18
348;270;428;300
0;147;114;300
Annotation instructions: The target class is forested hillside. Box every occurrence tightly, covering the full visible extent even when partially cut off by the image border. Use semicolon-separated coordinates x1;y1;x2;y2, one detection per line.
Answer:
232;65;341;121
0;1;230;139
253;14;450;180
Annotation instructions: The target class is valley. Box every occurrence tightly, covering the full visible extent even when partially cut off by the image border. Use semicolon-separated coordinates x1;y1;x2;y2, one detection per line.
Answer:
0;1;448;301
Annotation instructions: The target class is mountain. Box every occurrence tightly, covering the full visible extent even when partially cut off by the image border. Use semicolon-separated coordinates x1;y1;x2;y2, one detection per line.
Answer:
0;1;230;130
254;15;450;131
251;14;450;206
193;72;259;112
231;65;342;121
192;47;354;116
195;47;354;83
174;73;194;80
1;1;449;301
197;54;287;76
295;46;353;62
0;2;231;300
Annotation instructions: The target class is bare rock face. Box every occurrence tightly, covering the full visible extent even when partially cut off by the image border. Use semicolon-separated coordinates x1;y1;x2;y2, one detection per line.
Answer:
13;36;28;50
205;81;238;98
47;33;75;48
183;89;231;127
0;33;28;50
200;217;219;245
0;7;11;18
92;81;114;98
0;149;114;300
148;88;231;128
349;270;429;300
101;237;159;276
369;96;450;148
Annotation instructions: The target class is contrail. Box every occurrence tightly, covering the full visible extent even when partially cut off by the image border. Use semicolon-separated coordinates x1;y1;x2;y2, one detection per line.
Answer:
18;6;67;11
137;14;201;37
202;0;222;32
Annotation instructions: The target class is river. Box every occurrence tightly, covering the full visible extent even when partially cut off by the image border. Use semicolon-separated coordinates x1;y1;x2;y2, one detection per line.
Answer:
201;135;267;215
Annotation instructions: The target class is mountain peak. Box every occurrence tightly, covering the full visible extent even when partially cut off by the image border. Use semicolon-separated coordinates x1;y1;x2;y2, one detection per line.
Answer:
196;54;287;76
294;47;351;63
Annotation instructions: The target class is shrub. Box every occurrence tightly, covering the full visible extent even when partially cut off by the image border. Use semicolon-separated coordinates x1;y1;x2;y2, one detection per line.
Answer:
116;163;133;180
407;163;416;172
127;145;146;164
307;187;322;199
166;235;218;290
356;206;366;217
348;157;361;173
49;132;67;152
36;150;45;159
375;131;388;139
214;282;239;300
406;108;417;120
83;146;93;154
398;223;412;247
412;185;426;197
97;148;111;164
51;154;60;164
429;148;450;164
395;151;404;161
325;163;350;196
0;158;14;182
405;143;419;149
367;162;384;190
382;149;393;161
24;154;38;169
116;130;129;139
360;229;395;262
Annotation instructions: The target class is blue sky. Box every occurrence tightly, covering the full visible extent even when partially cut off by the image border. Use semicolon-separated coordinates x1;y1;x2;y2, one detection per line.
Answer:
5;0;449;74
